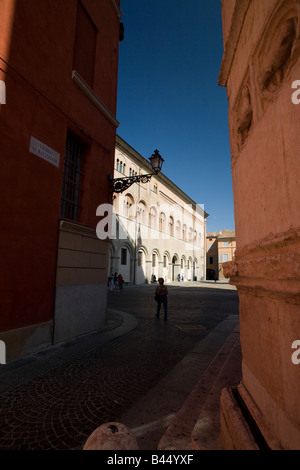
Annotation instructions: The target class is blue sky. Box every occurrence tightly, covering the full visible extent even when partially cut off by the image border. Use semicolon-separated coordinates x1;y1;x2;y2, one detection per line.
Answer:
116;0;234;233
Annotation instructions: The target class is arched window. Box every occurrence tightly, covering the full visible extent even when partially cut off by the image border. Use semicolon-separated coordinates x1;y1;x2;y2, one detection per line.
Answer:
159;212;166;232
138;249;144;267
124;194;134;219
137;201;147;224
149;206;157;228
169;216;174;237
176;221;181;238
116;158;120;171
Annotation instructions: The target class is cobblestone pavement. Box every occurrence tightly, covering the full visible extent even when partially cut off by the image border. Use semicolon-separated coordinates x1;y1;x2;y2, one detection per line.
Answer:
0;282;238;450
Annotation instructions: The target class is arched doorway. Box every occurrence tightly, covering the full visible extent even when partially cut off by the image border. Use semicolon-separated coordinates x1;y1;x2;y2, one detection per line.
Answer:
172;255;177;281
163;252;170;281
187;257;192;280
152;250;159;280
136;247;147;284
181;255;186;281
118;244;132;283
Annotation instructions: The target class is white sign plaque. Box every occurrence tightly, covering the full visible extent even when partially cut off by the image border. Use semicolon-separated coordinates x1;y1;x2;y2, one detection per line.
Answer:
30;136;60;168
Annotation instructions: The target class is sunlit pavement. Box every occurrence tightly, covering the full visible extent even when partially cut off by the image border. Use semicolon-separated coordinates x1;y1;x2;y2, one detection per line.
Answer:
0;281;240;450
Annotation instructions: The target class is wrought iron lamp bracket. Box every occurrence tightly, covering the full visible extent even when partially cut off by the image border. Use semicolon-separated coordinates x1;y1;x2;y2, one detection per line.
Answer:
109;173;156;193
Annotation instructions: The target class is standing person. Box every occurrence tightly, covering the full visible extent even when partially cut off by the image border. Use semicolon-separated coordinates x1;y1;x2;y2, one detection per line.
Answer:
118;274;124;290
155;277;168;321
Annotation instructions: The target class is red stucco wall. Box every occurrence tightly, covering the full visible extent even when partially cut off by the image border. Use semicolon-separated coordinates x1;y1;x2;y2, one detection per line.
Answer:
0;0;120;332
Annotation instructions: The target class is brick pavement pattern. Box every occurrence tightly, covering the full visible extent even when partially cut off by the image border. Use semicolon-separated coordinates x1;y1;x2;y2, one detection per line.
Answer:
0;282;239;450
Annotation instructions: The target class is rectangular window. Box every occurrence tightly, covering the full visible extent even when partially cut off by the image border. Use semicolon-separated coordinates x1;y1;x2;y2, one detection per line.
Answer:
209;257;214;264
121;248;127;265
219;254;223;263
223;254;228;262
60;130;85;221
223;241;228;247
73;1;98;88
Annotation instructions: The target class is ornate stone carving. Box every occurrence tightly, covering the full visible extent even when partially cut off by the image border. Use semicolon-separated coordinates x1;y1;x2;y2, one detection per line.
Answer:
258;17;298;98
236;85;253;147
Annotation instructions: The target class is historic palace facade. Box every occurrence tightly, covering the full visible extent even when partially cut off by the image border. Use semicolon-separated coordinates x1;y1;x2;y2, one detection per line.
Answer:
109;136;208;285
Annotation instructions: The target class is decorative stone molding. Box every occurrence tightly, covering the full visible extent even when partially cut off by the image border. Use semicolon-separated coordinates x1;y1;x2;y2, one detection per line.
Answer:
235;83;253;148
255;1;300;106
258;18;297;95
110;0;122;19
223;227;300;302
218;0;252;87
72;71;120;128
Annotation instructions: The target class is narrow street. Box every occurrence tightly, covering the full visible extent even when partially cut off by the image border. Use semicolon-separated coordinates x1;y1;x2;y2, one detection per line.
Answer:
0;282;239;450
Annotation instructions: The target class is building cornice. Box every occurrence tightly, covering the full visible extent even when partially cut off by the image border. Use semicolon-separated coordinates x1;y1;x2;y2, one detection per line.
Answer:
218;0;251;87
110;0;122;19
72;71;120;128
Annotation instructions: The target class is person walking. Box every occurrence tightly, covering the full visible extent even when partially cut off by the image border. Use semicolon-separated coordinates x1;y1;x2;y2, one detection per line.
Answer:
109;273;114;291
155;277;168;321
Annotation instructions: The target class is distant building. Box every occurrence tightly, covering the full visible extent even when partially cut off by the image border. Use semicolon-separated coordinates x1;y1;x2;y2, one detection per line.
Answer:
0;0;122;361
109;136;208;284
206;230;236;280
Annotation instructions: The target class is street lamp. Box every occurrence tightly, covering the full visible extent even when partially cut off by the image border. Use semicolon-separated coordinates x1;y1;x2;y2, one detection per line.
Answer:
109;149;164;193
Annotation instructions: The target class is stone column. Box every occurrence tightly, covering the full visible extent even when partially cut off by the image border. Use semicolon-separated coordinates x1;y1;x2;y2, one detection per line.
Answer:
219;0;300;450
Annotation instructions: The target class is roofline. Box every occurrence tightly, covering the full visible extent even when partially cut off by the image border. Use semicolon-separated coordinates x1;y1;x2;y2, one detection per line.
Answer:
116;135;209;218
206;231;235;239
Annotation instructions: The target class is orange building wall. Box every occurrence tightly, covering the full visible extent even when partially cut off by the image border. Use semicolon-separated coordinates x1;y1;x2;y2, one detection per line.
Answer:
0;0;121;351
219;0;300;449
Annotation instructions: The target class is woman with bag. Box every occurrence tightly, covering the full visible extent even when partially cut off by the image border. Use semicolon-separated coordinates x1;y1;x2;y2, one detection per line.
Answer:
154;278;168;321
